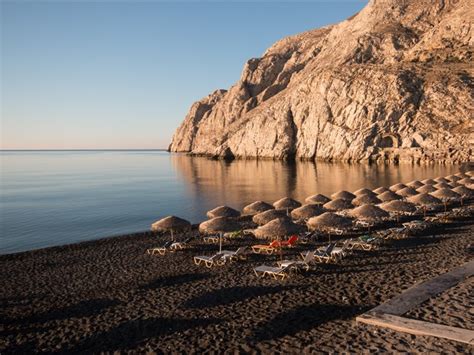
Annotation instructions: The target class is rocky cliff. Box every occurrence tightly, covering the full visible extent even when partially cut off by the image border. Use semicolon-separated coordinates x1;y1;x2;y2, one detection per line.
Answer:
169;0;473;164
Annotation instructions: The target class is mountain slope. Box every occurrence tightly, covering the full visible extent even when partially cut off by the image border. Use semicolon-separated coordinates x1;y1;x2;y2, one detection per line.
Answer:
169;0;473;163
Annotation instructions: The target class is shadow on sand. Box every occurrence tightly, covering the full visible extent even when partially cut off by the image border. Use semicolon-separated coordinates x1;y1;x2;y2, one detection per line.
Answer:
140;272;211;291
250;304;373;342
184;285;298;309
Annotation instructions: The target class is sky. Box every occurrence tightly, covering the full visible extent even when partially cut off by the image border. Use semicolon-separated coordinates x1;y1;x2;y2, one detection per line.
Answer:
1;0;367;150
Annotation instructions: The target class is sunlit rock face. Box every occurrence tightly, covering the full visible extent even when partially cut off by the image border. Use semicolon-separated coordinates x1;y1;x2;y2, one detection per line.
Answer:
169;0;473;164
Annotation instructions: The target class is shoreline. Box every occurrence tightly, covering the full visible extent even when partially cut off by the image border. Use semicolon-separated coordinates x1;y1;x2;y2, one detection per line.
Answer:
1;216;473;352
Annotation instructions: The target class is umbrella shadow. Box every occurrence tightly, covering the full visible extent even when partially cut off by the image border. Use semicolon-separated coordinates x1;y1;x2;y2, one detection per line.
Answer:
184;285;298;309
250;303;373;342
3;298;122;326
140;273;211;291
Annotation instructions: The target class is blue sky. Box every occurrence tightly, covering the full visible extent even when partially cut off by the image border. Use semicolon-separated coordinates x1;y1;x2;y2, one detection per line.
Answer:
1;0;366;149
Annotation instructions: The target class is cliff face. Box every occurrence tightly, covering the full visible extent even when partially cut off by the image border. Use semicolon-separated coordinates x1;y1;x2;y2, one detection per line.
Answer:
169;0;474;163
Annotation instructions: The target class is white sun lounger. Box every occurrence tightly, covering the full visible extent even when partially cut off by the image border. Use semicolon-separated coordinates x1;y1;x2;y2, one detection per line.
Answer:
253;265;290;280
193;253;224;268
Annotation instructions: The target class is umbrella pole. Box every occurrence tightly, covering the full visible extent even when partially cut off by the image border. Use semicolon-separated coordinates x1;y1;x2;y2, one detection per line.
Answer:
171;229;174;242
279;235;283;261
219;232;222;253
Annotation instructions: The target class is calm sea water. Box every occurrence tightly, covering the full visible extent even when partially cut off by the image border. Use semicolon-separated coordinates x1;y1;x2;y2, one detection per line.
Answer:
0;150;461;254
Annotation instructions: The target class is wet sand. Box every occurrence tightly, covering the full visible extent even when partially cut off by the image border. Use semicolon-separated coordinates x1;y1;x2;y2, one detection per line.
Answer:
1;220;473;353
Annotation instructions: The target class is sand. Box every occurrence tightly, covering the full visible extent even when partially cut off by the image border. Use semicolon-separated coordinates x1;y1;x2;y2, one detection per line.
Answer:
1;219;473;353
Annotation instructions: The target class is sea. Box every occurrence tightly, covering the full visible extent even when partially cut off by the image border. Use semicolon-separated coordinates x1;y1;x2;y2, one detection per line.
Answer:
0;150;462;254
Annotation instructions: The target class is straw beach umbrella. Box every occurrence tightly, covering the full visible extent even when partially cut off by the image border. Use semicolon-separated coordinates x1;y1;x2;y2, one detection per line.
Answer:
323;198;354;211
254;217;304;260
291;204;326;220
407;193;442;216
352;194;381;206
466;170;474;177
353;188;377;197
434;177;449;183
458;177;474;185
348;204;390;221
445;175;461;182
331;190;356;201
407;180;424;189
379;200;417;221
199;217;241;252
254;217;304;240
433;182;452;189
421;178;436;185
416;185;437;194
377;190;402;202
373;186;390;194
452;186;473;205
206;206;240;219
253;209;288;226
389;183;407;192
430;188;461;211
305;194;331;205
307;212;353;241
396;186;418;198
242;201;274;215
273;197;301;215
151;216;191;241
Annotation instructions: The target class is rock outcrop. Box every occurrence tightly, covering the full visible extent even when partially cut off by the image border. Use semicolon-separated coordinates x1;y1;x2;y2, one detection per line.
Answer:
169;0;474;164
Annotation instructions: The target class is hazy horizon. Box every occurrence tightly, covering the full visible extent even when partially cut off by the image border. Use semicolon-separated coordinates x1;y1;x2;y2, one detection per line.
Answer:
2;1;367;150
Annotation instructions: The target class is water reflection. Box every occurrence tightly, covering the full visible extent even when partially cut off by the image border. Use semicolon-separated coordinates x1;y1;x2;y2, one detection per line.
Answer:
170;153;460;209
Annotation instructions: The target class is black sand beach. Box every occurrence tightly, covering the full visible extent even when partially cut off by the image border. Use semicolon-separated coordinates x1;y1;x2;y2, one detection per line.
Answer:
1;219;473;353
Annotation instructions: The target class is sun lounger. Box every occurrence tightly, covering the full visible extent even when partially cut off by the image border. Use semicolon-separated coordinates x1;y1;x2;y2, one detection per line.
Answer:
253;265;290;280
251;240;281;254
170;236;194;251
277;251;315;272
203;235;220;244
193;253;224;268
220;247;248;263
279;235;298;247
146;240;173;255
313;243;337;263
346;235;379;251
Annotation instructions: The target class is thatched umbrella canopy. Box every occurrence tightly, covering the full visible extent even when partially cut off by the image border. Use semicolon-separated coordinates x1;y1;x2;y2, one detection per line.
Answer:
199;217;241;252
448;182;461;188
379;200;417;214
273;197;302;211
307;212;353;231
396;186;418;198
466;170;474;177
445;175;461;182
352;194;381;206
305;193;331;205
416;184;437;194
331;190;356;201
206;205;240;219
408;193;442;207
291;204;326;220
323;198;354;211
353;188;377;197
454;172;468;177
254;217;304;239
242;201;274;215
389;183;407;192
377;190;402;202
407;180;424;189
434;177;449;183
433;182;451;189
151;216;191;240
458;177;474;185
252;209;288;226
373;186;390;194
452;185;473;197
199;217;240;234
421;178;436;185
348;204;390;220
430;188;461;200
